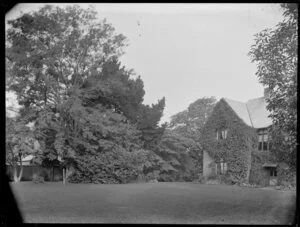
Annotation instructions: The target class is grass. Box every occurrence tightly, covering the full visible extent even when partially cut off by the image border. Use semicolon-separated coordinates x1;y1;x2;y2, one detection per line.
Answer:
10;182;296;224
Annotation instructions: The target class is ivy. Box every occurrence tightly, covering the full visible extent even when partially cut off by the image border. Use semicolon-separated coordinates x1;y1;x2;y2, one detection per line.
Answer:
201;99;257;183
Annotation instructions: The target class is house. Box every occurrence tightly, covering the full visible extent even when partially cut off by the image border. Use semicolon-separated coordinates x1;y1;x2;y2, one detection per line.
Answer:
6;155;63;182
202;90;280;186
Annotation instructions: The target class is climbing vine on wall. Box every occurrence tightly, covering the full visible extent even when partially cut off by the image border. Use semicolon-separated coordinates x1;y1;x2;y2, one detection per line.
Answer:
201;99;258;183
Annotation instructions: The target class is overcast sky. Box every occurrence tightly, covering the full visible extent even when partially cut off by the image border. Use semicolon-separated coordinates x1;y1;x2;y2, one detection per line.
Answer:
5;3;284;123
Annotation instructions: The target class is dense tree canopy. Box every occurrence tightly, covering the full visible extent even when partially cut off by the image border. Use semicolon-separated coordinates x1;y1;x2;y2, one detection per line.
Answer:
169;96;217;140
6;5;166;183
248;3;297;169
6;5;127;115
152;97;217;181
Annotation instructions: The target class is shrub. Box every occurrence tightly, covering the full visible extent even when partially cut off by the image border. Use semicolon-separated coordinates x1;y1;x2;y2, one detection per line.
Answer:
193;175;205;184
207;172;217;180
181;171;194;182
158;173;177;182
217;174;235;185
277;165;296;188
54;175;62;181
32;173;44;184
39;169;49;181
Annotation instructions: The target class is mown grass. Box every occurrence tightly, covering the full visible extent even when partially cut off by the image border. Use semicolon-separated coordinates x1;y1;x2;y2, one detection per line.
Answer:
11;182;296;224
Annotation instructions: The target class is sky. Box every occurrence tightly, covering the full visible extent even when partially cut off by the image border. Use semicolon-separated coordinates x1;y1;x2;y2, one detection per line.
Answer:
5;3;284;123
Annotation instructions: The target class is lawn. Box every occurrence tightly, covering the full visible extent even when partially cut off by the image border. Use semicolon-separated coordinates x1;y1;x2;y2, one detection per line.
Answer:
10;182;296;224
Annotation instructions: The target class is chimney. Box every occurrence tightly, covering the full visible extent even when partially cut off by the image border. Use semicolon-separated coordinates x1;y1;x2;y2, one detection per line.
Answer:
264;87;270;99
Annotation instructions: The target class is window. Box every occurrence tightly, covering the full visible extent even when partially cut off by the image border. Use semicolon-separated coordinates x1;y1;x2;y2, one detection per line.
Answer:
284;135;292;142
216;159;227;175
270;168;277;177
258;129;271;151
284;135;292;146
216;129;228;140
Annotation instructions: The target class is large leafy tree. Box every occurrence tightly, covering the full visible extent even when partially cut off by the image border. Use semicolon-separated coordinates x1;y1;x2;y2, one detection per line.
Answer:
157;130;202;181
153;97;216;181
6;5;128;183
137;97;167;150
6;4;127;116
169;96;217;139
80;57;166;149
6;5;166;183
6;116;38;182
248;4;297;169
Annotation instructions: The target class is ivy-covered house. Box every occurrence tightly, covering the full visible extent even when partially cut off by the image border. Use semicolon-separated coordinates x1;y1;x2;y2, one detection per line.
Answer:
202;92;279;186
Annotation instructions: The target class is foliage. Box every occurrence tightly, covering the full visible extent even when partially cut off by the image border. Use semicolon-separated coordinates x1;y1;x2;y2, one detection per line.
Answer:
207;172;217;181
248;151;271;187
248;4;297;169
6;4;129;171
201;99;257;183
6;5;127;114
6;116;38;182
81;58;166;150
193;175;205;184
156;97;216;182
155;130;202;181
269;128;296;170
32;173;45;184
34;97;144;182
6;5;167;184
276;163;296;188
81;58;145;121
169;96;217;139
68;149;164;184
138;98;167;151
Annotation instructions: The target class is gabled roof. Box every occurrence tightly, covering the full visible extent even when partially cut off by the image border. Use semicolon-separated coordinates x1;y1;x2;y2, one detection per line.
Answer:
22;155;63;162
246;97;272;128
223;98;252;127
22;154;36;162
262;163;278;168
223;97;272;129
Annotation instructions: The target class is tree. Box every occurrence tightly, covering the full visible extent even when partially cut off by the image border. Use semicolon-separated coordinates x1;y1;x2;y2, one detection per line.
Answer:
6;4;127;118
169;96;217;139
6;116;38;182
157;130;202;181
137;97;167;150
6;5;129;183
6;5;167;184
248;4;297;169
79;57;167;150
81;58;145;121
33;93;144;184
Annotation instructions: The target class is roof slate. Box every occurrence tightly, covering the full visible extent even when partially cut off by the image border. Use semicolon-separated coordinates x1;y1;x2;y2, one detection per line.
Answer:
223;97;272;129
223;98;252;127
246;97;272;128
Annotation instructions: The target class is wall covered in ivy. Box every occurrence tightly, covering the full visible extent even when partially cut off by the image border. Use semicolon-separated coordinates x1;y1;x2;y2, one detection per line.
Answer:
249;150;272;186
201;99;258;183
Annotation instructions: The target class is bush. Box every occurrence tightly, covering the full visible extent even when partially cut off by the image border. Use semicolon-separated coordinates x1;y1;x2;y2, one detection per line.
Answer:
207;172;217;180
158;173;177;182
217;174;235;185
277;165;296;188
193;175;205;184
39;170;49;181
32;174;45;184
54;175;62;181
182;171;194;182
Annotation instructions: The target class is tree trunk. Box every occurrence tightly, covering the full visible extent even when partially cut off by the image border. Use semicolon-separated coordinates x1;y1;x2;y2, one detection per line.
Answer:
52;167;54;182
17;155;23;182
63;168;66;185
13;165;19;183
66;168;68;183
